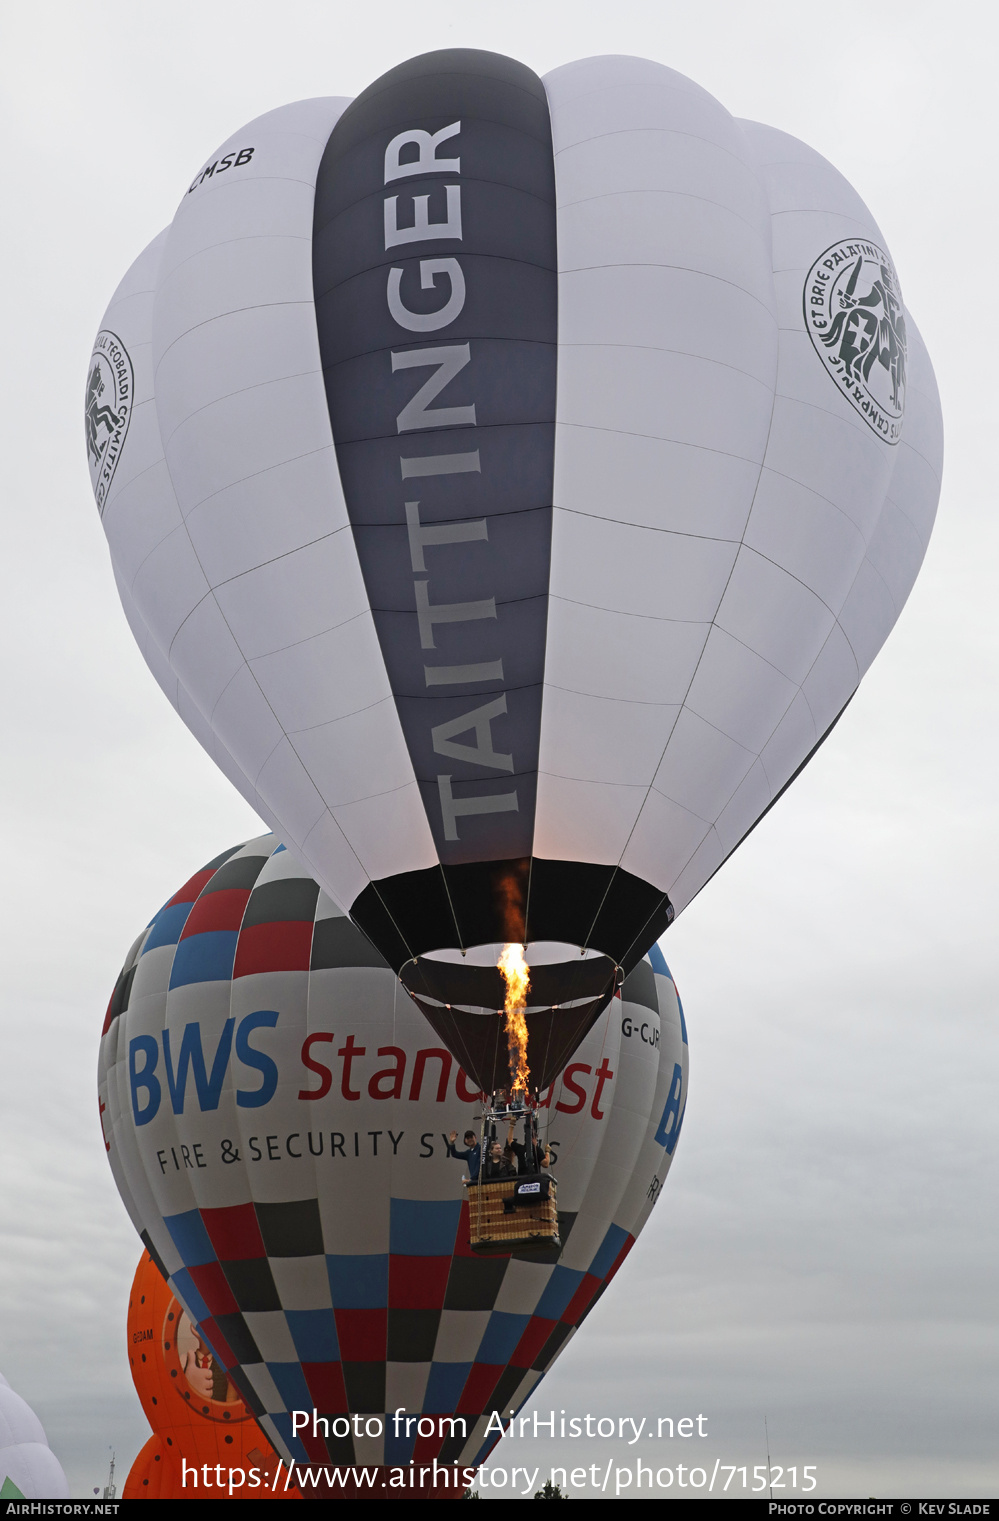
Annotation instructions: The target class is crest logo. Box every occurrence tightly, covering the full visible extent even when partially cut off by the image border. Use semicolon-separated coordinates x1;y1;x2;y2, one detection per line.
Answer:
85;330;133;514
803;241;906;443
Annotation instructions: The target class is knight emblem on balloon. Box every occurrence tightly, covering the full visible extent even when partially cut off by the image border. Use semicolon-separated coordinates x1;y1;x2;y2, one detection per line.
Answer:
804;240;907;439
86;48;942;1490
84;330;133;513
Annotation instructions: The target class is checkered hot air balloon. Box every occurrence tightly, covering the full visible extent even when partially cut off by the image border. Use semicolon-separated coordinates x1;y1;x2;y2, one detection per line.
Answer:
98;835;688;1492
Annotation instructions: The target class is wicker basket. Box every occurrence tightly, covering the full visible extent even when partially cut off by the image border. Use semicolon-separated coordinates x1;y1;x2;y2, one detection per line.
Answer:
467;1175;561;1261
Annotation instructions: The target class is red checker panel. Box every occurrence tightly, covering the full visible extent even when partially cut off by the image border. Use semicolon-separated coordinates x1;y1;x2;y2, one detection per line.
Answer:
451;1201;476;1260
510;1316;557;1369
198;1317;238;1370
457;1363;504;1415
187;1261;239;1317
200;1202;266;1261
302;1362;348;1414
234;920;314;978
388;1256;451;1310
300;1428;330;1465
411;1428;447;1465
334;1308;387;1362
180;888;251;938
561;1272;601;1326
165;868;216;909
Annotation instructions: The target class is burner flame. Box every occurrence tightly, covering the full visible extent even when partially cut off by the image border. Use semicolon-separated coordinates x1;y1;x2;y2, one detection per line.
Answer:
497;941;531;1095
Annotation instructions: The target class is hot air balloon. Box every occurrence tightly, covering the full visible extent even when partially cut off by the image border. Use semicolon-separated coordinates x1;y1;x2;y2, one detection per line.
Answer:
123;1250;301;1499
0;1373;69;1500
84;51;942;1087
99;833;689;1494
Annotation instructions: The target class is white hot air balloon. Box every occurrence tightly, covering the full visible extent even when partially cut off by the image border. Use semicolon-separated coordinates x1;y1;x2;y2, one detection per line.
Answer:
85;51;942;1052
0;1373;70;1500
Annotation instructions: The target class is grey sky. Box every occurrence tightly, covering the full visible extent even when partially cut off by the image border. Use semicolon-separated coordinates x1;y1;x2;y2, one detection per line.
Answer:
1;0;995;1498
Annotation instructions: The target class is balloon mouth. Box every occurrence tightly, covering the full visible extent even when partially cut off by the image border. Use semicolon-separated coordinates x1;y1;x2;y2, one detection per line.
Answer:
399;941;622;1094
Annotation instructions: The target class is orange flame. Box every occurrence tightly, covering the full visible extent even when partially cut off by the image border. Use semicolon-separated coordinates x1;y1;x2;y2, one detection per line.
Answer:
495;867;527;943
497;942;531;1096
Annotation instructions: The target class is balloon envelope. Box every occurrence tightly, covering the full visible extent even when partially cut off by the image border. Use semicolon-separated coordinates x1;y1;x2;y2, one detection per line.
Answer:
0;1374;69;1500
99;833;689;1477
123;1249;301;1499
86;49;942;998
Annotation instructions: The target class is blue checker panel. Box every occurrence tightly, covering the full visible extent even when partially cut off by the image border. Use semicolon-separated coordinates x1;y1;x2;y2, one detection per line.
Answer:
170;1267;210;1325
286;1308;339;1362
473;1434;499;1467
477;1312;530;1364
384;1425;417;1466
535;1265;585;1321
268;1411;309;1464
169;931;239;989
164;1209;216;1266
327;1254;388;1308
588;1223;630;1280
268;1361;314;1412
390;1198;461;1256
143;902;194;953
678;993;687;1045
424;1362;472;1413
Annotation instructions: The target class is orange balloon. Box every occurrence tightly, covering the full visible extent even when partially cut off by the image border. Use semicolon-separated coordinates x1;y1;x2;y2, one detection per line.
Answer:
122;1435;172;1500
124;1251;300;1500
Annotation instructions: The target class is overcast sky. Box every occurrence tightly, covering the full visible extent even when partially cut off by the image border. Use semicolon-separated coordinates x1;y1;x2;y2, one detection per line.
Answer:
1;0;996;1500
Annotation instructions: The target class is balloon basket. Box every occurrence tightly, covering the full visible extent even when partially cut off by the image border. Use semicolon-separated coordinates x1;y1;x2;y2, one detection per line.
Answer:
466;1176;561;1262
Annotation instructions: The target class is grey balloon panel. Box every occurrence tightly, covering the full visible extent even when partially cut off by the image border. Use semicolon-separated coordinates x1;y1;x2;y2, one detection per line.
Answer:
328;255;556;368
145;96;433;905
535;57;940;910
131;91;440;897
95;230;281;835
314;51;558;866
540;57;781;898
312;65;555;287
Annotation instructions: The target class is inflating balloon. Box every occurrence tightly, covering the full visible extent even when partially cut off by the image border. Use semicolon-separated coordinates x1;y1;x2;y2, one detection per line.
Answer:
123;1250;301;1499
0;1373;69;1500
98;834;688;1489
84;51;943;1052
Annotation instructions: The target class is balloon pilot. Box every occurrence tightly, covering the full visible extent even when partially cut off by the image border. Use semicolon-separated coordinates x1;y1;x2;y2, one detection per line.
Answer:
446;1129;481;1183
